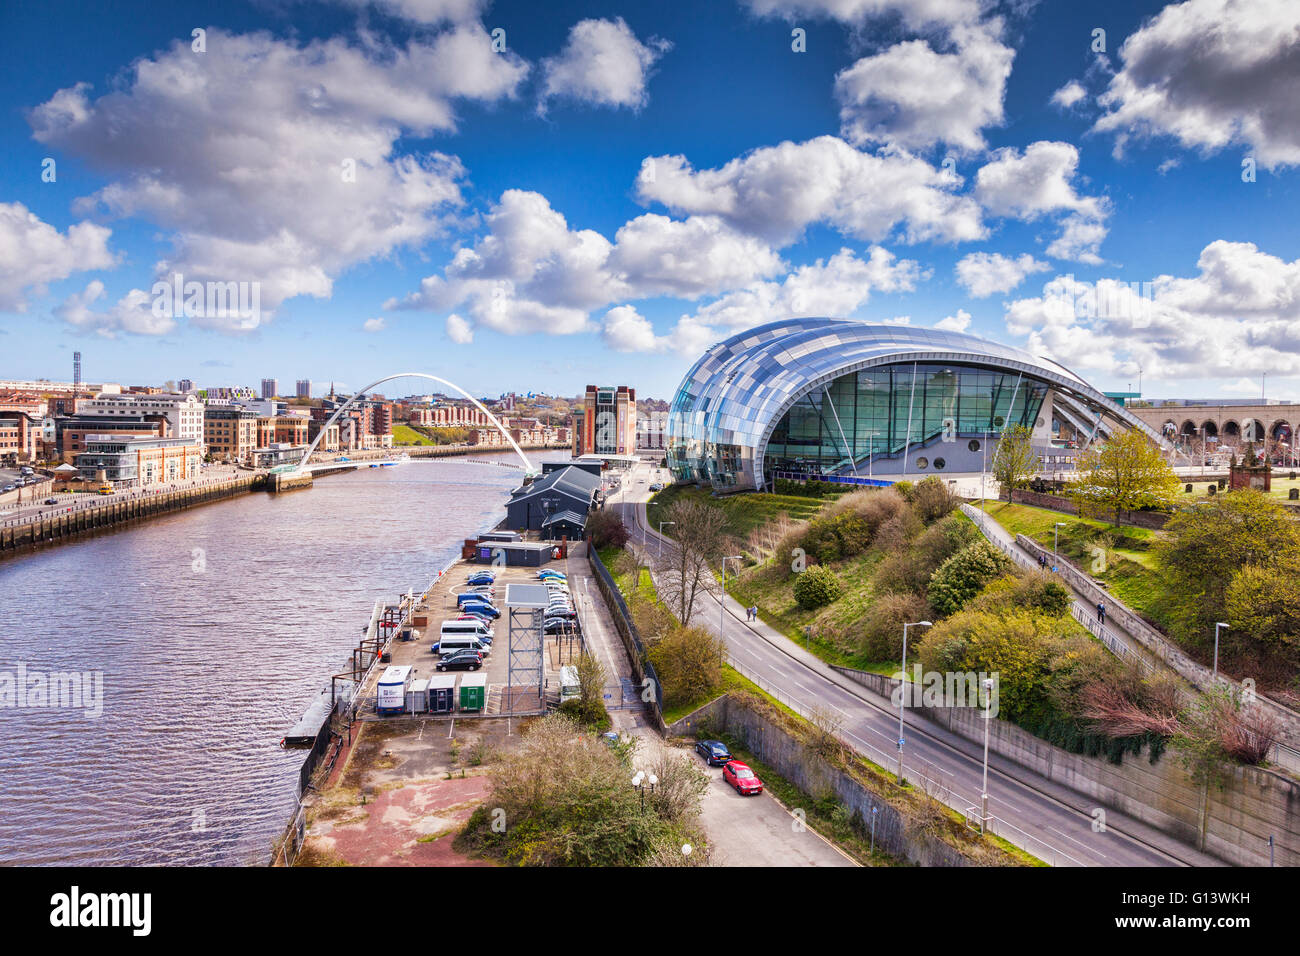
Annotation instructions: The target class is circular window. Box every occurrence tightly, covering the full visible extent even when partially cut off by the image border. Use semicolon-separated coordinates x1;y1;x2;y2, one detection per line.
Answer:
934;458;946;470
993;416;1006;428
1036;416;1045;427
916;457;929;469
968;439;981;452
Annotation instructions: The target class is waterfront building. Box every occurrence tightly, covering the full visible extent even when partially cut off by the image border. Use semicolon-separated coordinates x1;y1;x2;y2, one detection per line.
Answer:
57;415;169;460
204;405;260;462
76;435;201;486
307;419;340;452
505;466;601;534
0;411;41;463
667;317;1162;493
257;415;309;448
78;393;205;447
572;385;636;458
249;442;308;468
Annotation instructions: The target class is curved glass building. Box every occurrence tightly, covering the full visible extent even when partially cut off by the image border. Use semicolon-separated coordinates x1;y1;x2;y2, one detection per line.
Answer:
666;318;1162;493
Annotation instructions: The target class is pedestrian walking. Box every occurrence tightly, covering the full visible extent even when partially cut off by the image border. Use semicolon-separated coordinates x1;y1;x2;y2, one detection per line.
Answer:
1097;601;1106;625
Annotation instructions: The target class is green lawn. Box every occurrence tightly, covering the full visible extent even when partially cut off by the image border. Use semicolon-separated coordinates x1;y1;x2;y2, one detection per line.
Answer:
981;500;1176;631
391;424;433;446
645;484;832;541
1175;476;1300;502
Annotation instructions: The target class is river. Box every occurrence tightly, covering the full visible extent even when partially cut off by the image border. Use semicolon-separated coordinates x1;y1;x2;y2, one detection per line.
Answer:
0;453;558;865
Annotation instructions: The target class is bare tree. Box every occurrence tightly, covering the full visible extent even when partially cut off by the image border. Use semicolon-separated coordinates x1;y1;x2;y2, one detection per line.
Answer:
657;498;727;626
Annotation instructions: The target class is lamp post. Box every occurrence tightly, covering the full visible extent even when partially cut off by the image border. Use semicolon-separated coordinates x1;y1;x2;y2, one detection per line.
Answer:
1214;622;1229;677
632;771;656;812
721;554;742;666
1053;522;1066;559
980;677;994;833
897;620;932;784
658;520;675;562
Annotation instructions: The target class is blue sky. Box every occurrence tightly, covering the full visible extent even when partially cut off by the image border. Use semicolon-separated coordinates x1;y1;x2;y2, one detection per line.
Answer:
2;0;1299;401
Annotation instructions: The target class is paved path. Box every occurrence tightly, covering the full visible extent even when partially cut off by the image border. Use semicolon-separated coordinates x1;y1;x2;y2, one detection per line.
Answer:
610;465;1223;868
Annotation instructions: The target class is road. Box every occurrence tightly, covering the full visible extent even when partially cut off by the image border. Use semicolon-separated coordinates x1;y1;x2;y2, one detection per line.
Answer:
609;461;1223;868
565;538;853;866
0;464;247;525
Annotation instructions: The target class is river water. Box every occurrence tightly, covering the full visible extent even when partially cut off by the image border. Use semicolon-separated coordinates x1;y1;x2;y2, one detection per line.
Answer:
0;454;554;865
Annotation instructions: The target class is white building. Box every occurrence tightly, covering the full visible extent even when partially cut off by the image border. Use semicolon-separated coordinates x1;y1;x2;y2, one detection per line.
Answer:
79;393;206;445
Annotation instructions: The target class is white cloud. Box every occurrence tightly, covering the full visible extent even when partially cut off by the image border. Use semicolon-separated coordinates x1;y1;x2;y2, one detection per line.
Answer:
332;0;487;24
53;281;175;337
445;312;473;343
363;317;386;332
834;23;1013;153
1050;80;1087;109
28;27;528;330
0;203;116;312
1003;240;1300;381
601;305;661;352
636;135;985;246
1093;0;1300;169
388;189;785;338
882;315;912;325
934;308;971;331
541;17;670;111
1221;376;1264;395
955;251;1049;297
740;0;985;32
974;141;1109;263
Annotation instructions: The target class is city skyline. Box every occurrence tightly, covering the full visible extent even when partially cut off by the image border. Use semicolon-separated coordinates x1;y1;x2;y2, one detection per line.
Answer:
3;1;1300;400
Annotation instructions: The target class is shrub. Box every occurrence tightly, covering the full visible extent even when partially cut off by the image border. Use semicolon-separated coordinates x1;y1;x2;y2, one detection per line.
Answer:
586;508;630;549
856;592;932;661
793;564;844;609
646;625;725;707
802;511;872;563
927;541;1014;617
971;570;1073;618
910;476;958;525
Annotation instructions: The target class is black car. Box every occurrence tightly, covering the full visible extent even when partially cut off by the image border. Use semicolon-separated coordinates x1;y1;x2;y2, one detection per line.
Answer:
544;618;577;634
436;651;483;672
695;739;731;766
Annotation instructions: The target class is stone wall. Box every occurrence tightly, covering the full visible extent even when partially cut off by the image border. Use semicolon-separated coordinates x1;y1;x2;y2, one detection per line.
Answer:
1008;488;1171;529
833;665;1300;867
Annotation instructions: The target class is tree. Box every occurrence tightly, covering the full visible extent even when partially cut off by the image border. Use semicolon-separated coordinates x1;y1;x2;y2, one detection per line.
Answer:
657;497;727;626
1156;490;1300;643
586;508;630;550
991;425;1037;497
1070;429;1181;524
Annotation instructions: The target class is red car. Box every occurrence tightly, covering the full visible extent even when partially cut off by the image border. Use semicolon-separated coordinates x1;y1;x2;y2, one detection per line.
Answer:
722;760;763;795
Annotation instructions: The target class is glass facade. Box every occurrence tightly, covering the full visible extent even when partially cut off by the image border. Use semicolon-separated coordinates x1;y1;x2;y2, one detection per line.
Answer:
764;365;1047;478
667;317;1147;493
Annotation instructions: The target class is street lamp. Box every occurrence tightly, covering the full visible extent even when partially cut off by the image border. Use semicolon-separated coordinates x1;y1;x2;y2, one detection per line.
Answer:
632;770;657;812
720;555;743;666
1053;522;1066;559
658;520;675;562
897;620;932;784
979;677;994;833
1214;622;1229;677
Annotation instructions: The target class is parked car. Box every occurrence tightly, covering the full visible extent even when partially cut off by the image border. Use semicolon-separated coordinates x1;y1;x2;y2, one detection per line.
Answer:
722;760;763;795
695;740;732;767
649;483;663;491
538;570;565;581
436;650;483;672
467;572;495;585
544;618;578;634
2;484;13;493
44;497;59;505
460;602;499;619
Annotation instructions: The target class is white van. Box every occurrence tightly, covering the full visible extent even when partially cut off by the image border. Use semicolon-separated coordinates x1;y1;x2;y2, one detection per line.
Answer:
441;619;493;640
559;665;581;703
439;634;491;657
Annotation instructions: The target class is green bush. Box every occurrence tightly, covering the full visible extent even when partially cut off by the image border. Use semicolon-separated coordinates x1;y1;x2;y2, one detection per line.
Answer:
927;541;1014;617
855;591;932;660
793;564;844;609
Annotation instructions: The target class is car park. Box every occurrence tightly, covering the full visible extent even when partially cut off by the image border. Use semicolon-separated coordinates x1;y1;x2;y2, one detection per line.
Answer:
435;650;483;672
722;760;763;795
695;740;732;766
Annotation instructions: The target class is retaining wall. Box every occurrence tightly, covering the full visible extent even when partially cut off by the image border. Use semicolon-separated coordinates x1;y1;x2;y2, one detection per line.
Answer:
833;666;1300;867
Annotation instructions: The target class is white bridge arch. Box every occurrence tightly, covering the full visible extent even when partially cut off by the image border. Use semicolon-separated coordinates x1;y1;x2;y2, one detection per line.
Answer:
293;372;537;474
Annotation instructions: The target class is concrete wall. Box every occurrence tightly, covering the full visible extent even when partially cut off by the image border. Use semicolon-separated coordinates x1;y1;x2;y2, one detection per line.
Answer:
670;695;986;867
833;666;1300;867
0;474;263;557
